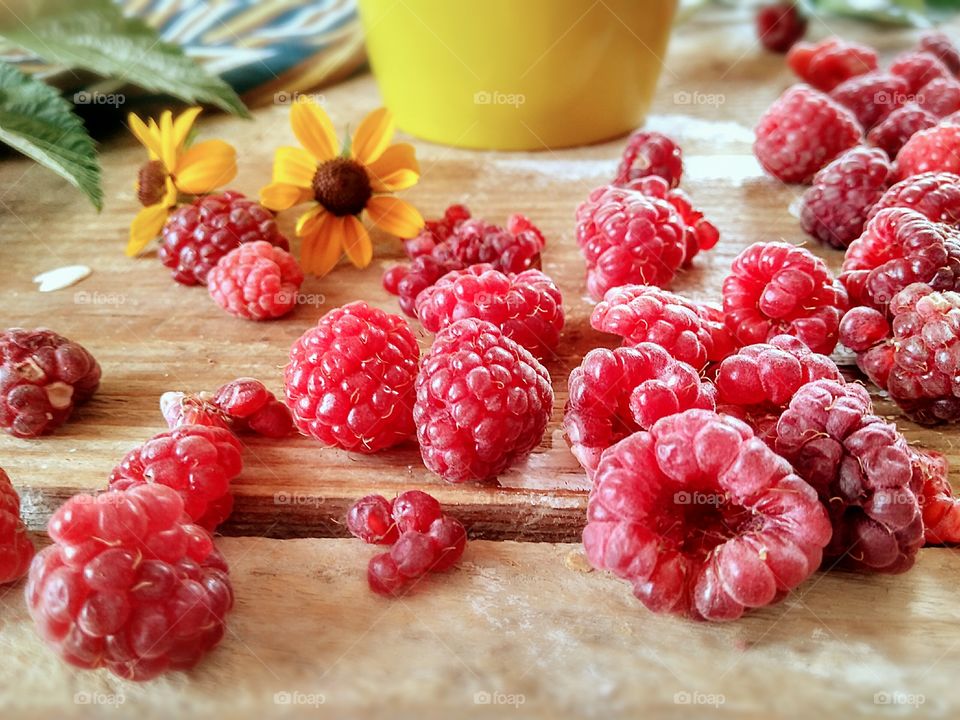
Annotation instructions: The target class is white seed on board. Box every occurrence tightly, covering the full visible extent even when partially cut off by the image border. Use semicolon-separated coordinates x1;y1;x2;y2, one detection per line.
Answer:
32;265;92;292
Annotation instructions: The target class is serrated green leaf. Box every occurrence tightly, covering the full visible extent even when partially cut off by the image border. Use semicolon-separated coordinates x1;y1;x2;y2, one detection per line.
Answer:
0;0;249;117
0;60;101;209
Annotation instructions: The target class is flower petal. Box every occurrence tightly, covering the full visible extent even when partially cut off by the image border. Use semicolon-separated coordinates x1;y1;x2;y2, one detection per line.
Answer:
365;143;420;192
128;112;161;160
159;110;177;172
291;98;339;162
127;202;170;256
351;107;395;165
365;196;424;238
300;209;342;276
273;146;316;188
261;182;312;211
341;214;373;268
173;107;202;149
174;140;237;194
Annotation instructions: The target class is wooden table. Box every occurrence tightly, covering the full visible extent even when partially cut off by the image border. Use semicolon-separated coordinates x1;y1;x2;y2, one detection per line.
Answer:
1;6;959;718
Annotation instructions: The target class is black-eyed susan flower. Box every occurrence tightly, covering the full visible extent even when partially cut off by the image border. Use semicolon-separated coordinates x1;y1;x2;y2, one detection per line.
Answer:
127;108;237;256
260;99;423;276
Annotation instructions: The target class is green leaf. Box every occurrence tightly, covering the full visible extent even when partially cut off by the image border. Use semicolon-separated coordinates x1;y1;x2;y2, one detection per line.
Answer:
0;60;101;209
0;0;249;117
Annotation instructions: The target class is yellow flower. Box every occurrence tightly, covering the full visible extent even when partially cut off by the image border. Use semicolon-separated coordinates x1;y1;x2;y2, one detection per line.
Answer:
260;99;423;276
127;107;237;257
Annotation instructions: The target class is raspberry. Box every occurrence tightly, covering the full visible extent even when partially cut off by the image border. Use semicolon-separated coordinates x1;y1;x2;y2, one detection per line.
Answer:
838;306;890;352
25;484;233;680
414;319;553;483
160;391;229;431
563;344;716;477
108;424;243;531
839;208;960;310
159;191;288;286
0;328;101;438
414;264;564;359
866;102;938;157
912;449;960;545
895;123;960;179
756;3;806;53
427;515;467;571
619;176;720;265
918;31;960;76
583;410;831;621
847;283;960;424
754;85;862;183
384;209;545;317
787;38;878;92
212;377;293;438
868;171;960;224
890;51;951;95
799;146;893;249
722;242;849;354
590;285;734;369
917;77;960;118
392;490;443;534
347;495;399;545
829;73;909;130
207;241;304;321
575;185;687;300
0;467;34;584
285;302;419;452
613;131;683;188
367;553;406;596
713;334;842;442
775;380;923;573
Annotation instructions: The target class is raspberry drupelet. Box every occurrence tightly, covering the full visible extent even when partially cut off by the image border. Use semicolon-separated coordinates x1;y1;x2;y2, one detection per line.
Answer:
414;319;553;483
911;449;960;545
0;467;34;584
564;344;716;478
0;328;101;438
614;131;683;188
775;380;924;573
25;484;233;681
787;37;878;92
207;241;304;321
415;264;564;360
722;242;849;354
212;377;294;438
867;172;960;225
583;409;831;622
285;302;420;452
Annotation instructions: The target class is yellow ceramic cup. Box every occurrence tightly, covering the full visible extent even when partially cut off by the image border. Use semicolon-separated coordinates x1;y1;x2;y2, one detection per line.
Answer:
357;0;676;150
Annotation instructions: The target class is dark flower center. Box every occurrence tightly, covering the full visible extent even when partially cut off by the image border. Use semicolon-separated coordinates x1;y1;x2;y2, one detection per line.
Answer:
312;157;372;216
137;159;168;206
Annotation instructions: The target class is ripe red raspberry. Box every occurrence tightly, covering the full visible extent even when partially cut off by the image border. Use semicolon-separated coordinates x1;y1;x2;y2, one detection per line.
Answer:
756;3;806;53
392;490;443;533
918;31;960;76
866;102;938;157
911;449;960;545
590;285;734;369
895;123;960;179
619;176;720;265
840;208;960;310
613;131;683;188
207;241;304;321
829;72;909;130
775;380;923;573
787;38;878;92
563;344;716;477
917;77;960;118
754;85;862;183
868;171;960;224
583;410;831;621
212;377;294;438
0;467;34;584
108;425;243;531
285;302;419;453
722;242;849;354
575;185;687;300
414;319;553;483
0;328;101;438
160;391;229;431
846;284;960;424
799;146;893;249
25;484;233;680
159;191;289;286
384;209;545;317
890;50;951;94
347;495;399;544
405;204;472;258
414;264;564;360
714;334;842;442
